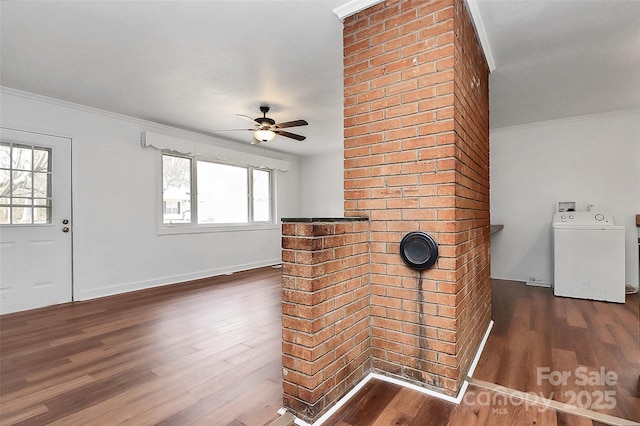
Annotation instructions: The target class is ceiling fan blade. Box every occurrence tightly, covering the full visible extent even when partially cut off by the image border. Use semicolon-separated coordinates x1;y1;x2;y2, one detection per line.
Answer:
275;130;306;141
210;128;254;133
275;119;308;129
237;114;260;125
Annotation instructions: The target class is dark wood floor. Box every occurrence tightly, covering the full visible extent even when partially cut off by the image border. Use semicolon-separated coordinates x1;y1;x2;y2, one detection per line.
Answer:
0;267;284;426
474;280;640;423
324;280;640;426
322;378;618;426
2;269;638;425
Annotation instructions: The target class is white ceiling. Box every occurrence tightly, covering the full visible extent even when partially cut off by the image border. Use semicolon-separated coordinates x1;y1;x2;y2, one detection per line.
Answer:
1;1;638;157
475;0;640;129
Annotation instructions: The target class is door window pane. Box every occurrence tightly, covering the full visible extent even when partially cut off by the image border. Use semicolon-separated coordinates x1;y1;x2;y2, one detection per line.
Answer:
34;207;50;224
252;169;270;222
197;161;247;224
33;148;49;172
0;142;52;225
12;207;32;224
33;172;49;198
0;145;9;168
12;146;32;170
12;197;32;205
0;170;9;196
0;207;8;224
12;170;32;196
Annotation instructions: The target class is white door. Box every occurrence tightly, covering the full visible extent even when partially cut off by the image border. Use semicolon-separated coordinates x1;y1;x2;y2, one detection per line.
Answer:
0;128;72;314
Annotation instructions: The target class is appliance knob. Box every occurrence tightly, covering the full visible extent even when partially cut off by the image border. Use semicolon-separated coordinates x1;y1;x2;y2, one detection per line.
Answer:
595;214;604;221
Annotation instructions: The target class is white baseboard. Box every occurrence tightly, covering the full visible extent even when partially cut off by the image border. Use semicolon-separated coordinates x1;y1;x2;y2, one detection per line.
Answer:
74;258;281;301
526;280;552;288
285;320;495;426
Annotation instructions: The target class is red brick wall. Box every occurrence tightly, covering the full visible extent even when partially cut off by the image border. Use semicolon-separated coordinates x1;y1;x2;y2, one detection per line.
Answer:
281;221;371;422
281;0;490;421
343;0;490;395
451;0;492;388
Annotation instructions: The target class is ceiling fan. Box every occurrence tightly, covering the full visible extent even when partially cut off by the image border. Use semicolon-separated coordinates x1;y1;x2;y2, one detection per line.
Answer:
230;106;308;144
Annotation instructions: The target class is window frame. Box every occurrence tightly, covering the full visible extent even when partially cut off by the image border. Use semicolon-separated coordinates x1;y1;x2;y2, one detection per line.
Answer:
0;141;53;226
159;151;277;235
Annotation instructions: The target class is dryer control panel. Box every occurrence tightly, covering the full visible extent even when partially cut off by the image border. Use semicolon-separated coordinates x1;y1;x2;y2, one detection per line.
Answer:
553;212;616;226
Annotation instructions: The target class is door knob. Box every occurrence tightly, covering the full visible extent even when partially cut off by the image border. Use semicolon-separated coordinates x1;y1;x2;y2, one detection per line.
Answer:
62;227;70;233
62;219;69;224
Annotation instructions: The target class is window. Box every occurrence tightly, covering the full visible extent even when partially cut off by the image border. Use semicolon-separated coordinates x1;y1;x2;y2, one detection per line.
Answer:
162;154;191;224
252;169;271;222
0;142;52;225
197;161;248;224
162;153;272;227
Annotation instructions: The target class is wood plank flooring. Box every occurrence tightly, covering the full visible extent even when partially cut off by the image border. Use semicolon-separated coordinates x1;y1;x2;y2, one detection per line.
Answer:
322;378;617;426
2;270;638;425
473;280;640;422
0;267;284;426
322;280;640;426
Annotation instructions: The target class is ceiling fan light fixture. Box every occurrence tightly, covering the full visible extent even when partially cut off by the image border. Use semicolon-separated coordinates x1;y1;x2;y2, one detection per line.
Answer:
254;129;276;142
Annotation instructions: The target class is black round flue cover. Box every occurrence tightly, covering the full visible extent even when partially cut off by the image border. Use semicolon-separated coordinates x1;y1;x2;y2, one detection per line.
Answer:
400;232;439;270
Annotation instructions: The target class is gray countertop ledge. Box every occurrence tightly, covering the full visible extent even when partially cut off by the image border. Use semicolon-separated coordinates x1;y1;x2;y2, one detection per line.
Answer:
490;224;504;234
281;217;369;223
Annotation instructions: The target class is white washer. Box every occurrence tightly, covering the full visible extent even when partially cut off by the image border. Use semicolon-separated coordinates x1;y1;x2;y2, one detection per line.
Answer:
553;212;625;303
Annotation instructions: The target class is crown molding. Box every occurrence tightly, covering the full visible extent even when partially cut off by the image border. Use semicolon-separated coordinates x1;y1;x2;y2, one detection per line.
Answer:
464;0;496;72
1;86;148;125
490;107;640;135
0;86;297;162
333;0;495;72
333;0;384;21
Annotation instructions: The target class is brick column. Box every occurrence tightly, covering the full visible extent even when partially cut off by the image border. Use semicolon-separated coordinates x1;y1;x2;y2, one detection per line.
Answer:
281;0;490;422
343;0;490;395
281;219;370;423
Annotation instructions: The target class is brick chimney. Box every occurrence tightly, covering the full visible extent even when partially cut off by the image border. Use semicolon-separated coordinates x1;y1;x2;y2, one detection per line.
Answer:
282;0;490;422
344;0;491;394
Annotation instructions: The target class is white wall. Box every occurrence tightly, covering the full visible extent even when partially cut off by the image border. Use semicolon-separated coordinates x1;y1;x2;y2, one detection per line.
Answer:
1;89;301;300
299;152;344;217
8;87;636;303
490;109;640;288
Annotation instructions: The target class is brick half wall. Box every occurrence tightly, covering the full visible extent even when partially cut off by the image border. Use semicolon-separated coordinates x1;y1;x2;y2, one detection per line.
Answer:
281;220;371;423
